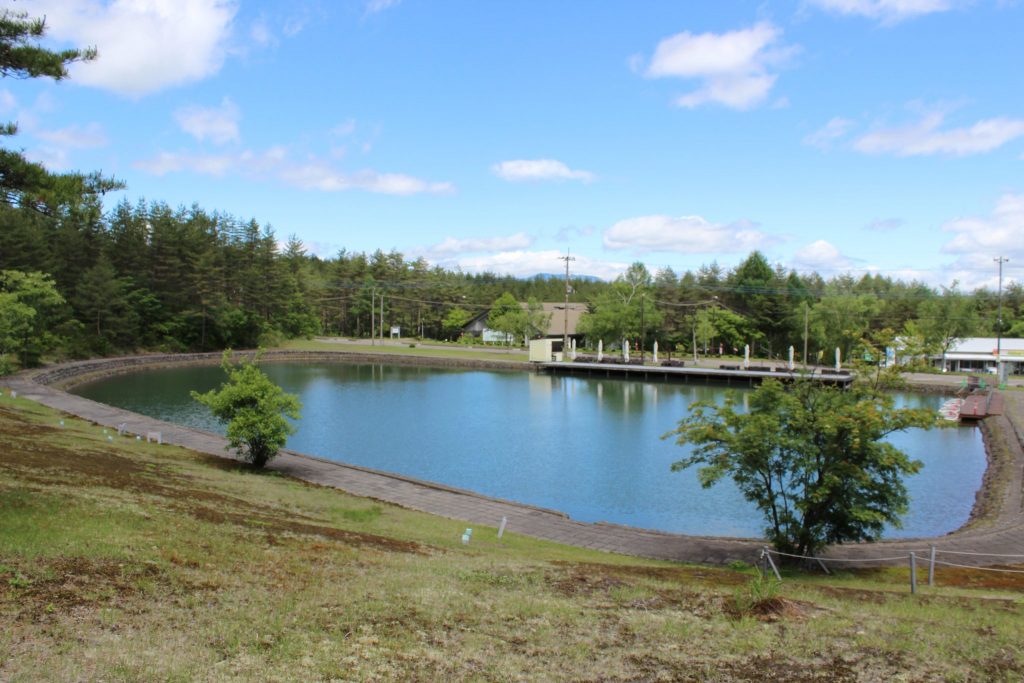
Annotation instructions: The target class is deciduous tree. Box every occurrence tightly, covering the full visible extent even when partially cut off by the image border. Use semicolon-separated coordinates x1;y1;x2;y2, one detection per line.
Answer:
192;352;302;469
0;270;66;369
665;379;935;557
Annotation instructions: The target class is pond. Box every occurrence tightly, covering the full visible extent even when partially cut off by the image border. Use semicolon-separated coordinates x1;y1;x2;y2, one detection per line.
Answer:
72;362;987;538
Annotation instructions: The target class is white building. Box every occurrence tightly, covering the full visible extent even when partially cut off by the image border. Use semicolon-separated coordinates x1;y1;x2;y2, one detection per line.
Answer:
932;337;1024;375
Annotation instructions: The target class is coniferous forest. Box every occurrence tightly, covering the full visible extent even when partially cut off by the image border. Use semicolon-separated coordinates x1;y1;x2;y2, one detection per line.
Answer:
2;189;1022;374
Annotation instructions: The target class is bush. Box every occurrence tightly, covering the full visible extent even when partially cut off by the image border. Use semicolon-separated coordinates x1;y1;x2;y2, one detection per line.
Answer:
191;351;302;468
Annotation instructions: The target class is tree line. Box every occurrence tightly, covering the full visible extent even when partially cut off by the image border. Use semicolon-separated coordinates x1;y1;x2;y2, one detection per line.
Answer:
4;198;1021;370
580;254;1023;366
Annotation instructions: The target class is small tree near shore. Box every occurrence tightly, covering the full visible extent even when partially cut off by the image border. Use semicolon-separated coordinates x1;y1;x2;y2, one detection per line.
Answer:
664;378;936;557
192;351;302;468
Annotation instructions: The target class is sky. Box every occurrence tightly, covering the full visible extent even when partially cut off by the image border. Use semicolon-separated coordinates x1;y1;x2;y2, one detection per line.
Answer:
7;0;1024;289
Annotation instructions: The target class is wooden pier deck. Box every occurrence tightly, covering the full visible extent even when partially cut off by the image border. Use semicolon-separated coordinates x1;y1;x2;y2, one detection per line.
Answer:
538;361;855;386
960;391;1005;420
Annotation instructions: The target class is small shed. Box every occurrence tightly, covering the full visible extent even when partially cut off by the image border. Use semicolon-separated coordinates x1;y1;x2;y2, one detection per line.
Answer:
529;338;565;362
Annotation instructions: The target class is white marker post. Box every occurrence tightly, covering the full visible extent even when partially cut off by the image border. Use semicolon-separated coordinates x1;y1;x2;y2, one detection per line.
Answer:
788;345;795;371
835;347;841;371
498;516;508;539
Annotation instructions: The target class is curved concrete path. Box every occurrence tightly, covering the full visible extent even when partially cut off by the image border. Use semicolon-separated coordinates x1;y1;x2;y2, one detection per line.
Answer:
4;353;1023;567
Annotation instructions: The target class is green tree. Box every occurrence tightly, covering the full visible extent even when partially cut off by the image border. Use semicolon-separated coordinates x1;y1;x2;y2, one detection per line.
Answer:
487;292;526;347
0;291;33;373
810;293;880;363
915;283;978;369
665;379;935;557
0;269;66;368
523;297;551;339
73;254;134;351
441;306;472;340
577;262;661;345
191;351;302;468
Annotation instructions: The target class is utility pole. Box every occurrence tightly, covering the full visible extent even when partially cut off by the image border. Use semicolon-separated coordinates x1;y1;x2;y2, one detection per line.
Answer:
995;256;1009;379
558;251;575;355
380;291;385;341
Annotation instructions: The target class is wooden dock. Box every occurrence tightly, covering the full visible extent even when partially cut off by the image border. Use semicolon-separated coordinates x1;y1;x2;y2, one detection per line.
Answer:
959;391;1004;421
538;361;855;387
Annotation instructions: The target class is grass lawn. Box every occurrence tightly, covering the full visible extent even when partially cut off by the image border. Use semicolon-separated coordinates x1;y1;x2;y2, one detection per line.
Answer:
2;394;1023;681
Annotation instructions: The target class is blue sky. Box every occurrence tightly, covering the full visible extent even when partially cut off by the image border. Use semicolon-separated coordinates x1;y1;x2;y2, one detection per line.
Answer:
8;0;1024;288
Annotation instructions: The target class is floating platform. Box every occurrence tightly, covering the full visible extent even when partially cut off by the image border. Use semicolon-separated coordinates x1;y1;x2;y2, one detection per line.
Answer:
537;361;855;387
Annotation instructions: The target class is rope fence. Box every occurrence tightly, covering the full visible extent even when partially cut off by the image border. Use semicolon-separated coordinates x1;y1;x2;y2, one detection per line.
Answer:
758;545;1024;593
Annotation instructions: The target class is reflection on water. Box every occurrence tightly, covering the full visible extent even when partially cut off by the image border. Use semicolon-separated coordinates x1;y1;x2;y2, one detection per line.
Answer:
73;362;987;538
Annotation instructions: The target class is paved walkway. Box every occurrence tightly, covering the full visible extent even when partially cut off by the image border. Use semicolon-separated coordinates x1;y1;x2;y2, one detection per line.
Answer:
4;355;1023;567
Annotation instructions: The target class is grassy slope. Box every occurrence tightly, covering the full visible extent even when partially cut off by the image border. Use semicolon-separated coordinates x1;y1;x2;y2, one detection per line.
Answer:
2;395;1023;682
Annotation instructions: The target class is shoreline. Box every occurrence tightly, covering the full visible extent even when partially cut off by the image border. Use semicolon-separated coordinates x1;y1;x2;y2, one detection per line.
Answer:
5;349;1023;566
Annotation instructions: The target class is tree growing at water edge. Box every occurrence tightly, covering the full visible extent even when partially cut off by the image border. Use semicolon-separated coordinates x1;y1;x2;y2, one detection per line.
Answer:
664;378;936;557
192;351;302;468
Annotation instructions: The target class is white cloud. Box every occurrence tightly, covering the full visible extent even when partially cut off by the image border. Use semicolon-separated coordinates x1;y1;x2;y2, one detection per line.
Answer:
803;117;855;149
26;122;109;170
332;119;357;137
250;18;274;47
941;194;1024;260
791;239;853;272
281;164;454;195
366;0;401;14
35;122;109;149
555;225;596;241
0;90;16;114
433;250;629;281
134;146;454;195
854;112;1024;156
603;215;771;255
865;217;905;231
37;0;238;97
174;98;240;145
134;150;236;176
927;194;1023;290
282;14;307;37
807;0;959;25
247;9;307;48
643;22;794;110
424;234;534;256
492;159;595;183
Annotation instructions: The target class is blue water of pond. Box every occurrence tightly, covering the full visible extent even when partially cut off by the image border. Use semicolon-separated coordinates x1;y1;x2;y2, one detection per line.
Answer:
72;362;987;538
